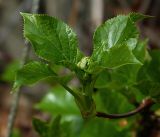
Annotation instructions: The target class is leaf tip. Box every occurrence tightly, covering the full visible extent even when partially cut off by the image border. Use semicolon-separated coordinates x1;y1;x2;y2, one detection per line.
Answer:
20;12;29;17
20;12;29;19
20;12;24;16
129;12;153;22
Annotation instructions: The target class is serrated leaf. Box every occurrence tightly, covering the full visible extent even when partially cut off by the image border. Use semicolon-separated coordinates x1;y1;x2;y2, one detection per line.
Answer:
20;13;83;70
129;12;152;22
32;118;49;137
94;43;141;69
108;40;148;86
95;40;148;89
91;13;148;71
14;61;56;89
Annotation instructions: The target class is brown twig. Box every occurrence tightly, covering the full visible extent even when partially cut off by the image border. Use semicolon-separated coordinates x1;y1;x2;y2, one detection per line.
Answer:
6;1;40;137
68;0;79;27
96;98;154;119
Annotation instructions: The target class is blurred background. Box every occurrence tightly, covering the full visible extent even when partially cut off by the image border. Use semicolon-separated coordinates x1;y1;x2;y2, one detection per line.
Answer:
0;0;160;137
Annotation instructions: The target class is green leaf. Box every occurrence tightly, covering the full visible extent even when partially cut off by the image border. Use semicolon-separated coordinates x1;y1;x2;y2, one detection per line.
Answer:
49;115;61;137
129;12;152;22
94;69;111;88
80;118;131;137
14;61;56;89
93;44;141;69
135;50;160;102
1;61;20;82
91;13;149;71
62;116;83;137
95;40;148;89
32;118;49;137
95;89;135;114
45;73;74;86
136;80;160;102
108;40;148;86
21;13;83;70
147;50;160;82
133;39;148;63
36;86;80;115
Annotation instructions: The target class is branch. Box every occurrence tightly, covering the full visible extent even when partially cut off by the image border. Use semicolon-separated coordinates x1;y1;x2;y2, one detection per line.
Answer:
6;1;40;137
7;42;30;137
68;0;79;27
96;98;154;119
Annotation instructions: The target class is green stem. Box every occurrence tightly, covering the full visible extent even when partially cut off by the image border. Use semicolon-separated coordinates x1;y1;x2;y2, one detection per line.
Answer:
60;83;80;99
75;75;97;118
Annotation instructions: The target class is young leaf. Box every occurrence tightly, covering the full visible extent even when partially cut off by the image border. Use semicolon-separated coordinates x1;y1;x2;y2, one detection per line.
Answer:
129;12;152;22
95;40;148;88
91;13;149;71
92;43;141;69
21;13;83;70
14;61;56;89
109;40;148;85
